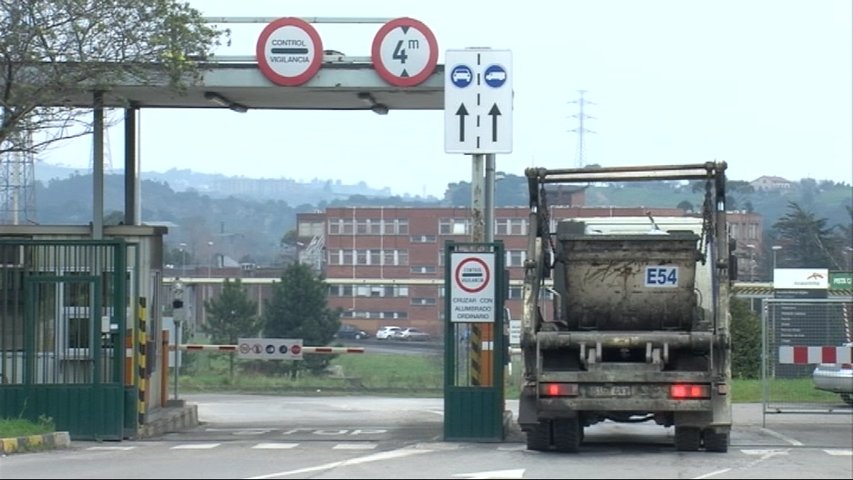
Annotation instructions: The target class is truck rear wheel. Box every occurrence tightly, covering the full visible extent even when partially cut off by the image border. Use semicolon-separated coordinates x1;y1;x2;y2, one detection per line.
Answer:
674;426;701;452
526;420;551;451
553;418;582;453
703;430;729;453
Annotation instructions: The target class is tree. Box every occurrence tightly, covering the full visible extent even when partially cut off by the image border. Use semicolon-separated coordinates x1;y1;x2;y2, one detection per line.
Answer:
202;278;259;379
676;200;694;213
730;298;761;379
0;1;225;157
262;262;341;378
772;201;842;268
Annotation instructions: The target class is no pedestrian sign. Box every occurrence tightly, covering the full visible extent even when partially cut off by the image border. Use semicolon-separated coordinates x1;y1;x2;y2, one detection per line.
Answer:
450;253;496;323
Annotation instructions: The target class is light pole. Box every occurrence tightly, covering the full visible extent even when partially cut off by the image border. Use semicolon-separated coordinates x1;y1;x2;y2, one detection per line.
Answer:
207;241;214;278
179;242;187;277
771;245;782;280
746;244;756;282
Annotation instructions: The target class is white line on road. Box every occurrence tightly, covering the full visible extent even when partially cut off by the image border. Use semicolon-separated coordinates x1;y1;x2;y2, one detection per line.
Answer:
823;449;853;456
332;443;378;450
86;446;136;451
693;468;731;479
759;428;804;446
245;446;434;479
172;443;221;449
252;443;299;449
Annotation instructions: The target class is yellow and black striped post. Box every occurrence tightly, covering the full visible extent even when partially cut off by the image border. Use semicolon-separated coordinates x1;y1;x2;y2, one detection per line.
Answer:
470;324;494;386
137;297;147;426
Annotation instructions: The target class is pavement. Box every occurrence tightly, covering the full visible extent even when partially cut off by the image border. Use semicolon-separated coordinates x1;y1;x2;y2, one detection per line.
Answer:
1;400;849;456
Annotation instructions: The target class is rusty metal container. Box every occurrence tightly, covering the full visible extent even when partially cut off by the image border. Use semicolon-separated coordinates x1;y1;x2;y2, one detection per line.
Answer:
556;222;700;331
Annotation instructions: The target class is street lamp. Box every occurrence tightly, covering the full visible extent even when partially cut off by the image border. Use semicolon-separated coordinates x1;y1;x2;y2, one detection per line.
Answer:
771;245;782;278
179;242;187;277
746;244;756;282
207;241;214;278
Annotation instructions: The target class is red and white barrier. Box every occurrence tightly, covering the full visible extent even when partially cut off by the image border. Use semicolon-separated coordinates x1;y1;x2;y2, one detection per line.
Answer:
169;344;364;354
778;345;853;364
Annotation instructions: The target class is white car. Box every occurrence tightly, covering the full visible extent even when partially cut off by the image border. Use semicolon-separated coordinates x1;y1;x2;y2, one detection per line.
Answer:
394;327;431;342
812;342;853;405
376;326;402;340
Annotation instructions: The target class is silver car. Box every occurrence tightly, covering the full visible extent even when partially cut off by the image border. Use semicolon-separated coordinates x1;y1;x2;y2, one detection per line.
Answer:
812;342;853;405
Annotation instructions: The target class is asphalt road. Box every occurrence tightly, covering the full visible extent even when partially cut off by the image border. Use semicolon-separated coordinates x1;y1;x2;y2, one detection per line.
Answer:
2;394;851;479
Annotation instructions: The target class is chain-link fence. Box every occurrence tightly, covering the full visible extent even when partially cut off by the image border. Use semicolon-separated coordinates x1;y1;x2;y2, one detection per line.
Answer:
762;297;853;420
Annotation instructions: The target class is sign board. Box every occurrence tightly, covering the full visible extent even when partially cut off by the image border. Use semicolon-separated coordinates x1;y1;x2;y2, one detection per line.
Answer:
444;48;513;154
371;17;438;87
829;271;852;290
773;268;830;290
256;17;323;86
238;338;303;360
449;252;496;322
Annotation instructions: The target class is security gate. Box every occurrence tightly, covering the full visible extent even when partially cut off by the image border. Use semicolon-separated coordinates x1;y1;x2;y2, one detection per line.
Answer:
0;240;132;440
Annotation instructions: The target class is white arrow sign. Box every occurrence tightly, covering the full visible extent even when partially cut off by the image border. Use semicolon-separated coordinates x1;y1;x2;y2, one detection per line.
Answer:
444;48;513;154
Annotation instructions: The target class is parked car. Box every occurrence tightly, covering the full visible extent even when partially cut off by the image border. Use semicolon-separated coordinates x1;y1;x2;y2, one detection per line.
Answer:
335;324;369;340
376;326;402;340
812;342;853;405
394;327;431;342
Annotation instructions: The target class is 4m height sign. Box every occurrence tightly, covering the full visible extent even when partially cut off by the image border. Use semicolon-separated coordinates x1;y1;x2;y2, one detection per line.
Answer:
371;17;438;87
450;252;496;323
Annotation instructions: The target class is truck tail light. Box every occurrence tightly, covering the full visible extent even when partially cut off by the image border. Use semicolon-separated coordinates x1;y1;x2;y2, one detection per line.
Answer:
670;384;711;399
539;383;579;397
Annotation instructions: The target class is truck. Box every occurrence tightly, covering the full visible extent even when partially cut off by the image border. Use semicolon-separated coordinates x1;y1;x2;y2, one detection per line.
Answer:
517;162;734;453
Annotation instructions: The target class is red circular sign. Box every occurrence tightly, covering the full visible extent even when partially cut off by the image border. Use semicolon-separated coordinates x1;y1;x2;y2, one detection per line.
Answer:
256;17;323;86
371;17;438;87
290;344;302;355
455;257;490;294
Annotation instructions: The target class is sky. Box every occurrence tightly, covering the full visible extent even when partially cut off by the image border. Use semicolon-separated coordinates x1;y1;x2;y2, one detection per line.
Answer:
40;0;853;198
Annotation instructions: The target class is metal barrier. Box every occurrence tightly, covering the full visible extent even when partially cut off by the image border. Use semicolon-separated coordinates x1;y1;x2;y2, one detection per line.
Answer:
761;297;853;422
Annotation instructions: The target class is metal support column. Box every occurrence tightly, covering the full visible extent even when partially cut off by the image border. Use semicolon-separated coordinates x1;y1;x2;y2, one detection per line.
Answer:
92;91;104;239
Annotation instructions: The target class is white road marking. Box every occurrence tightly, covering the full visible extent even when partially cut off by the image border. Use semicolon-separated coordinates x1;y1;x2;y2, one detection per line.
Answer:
85;446;136;451
252;443;299;449
740;449;790;456
332;443;378;450
172;443;221;449
453;469;525;479
693;468;731;479
758;427;804;446
245;446;434;479
823;449;853;456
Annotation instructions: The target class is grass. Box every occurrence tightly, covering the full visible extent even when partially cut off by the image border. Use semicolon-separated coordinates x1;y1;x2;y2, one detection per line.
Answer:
0;415;55;438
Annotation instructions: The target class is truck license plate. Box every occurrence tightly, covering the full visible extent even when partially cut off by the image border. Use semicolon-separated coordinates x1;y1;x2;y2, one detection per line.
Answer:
588;385;632;397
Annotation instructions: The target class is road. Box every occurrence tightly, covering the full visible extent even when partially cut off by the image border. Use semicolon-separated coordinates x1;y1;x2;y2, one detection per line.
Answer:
1;394;851;479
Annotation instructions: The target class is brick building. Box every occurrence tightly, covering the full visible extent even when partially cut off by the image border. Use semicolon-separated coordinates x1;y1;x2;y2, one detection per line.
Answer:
296;205;697;338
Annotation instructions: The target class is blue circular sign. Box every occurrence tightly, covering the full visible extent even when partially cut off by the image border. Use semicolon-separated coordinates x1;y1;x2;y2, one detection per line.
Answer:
484;64;507;88
450;65;473;88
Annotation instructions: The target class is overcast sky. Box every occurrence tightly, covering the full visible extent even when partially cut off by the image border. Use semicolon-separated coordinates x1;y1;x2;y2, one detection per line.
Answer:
41;0;852;198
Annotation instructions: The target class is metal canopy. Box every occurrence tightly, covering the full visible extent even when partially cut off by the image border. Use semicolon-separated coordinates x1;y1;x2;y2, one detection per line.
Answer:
52;58;445;111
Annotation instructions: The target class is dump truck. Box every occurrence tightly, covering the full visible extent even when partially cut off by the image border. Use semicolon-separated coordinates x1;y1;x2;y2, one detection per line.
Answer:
517;162;734;453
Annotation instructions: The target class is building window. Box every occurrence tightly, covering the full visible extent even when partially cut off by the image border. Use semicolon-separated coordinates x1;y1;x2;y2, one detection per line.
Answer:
439;218;469;235
507;250;526;267
411;297;437;306
496;218;528;236
410;235;437;243
369;249;381;265
411;265;436;274
508;286;523;300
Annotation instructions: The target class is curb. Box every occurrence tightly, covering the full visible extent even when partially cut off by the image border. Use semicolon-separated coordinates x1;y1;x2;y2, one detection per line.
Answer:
136;404;199;439
0;432;71;456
